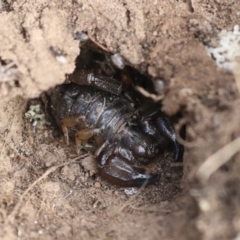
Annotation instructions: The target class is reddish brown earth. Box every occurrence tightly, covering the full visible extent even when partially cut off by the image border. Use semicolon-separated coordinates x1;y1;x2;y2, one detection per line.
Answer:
0;1;240;239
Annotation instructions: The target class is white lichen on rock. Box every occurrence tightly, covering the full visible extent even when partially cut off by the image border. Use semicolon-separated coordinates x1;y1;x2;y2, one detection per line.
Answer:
25;104;46;130
206;25;240;72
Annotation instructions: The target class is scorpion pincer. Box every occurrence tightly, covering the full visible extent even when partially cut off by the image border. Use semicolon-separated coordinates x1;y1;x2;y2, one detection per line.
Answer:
49;82;181;187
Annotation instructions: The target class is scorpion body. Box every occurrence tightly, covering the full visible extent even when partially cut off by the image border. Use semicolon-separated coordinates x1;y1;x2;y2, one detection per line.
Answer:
47;32;181;187
49;83;180;187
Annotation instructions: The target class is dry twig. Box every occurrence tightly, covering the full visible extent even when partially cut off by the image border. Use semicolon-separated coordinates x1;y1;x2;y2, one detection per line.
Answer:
5;154;89;224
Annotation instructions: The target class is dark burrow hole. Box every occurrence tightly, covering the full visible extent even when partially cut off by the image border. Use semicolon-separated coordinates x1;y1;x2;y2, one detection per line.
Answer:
27;33;185;191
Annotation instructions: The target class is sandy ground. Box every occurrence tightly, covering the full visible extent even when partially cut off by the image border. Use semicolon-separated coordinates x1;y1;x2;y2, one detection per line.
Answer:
0;0;240;239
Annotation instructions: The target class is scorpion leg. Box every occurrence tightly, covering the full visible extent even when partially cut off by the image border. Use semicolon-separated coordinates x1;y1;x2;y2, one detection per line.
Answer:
61;115;85;145
61;115;100;153
75;128;101;154
62;115;103;154
139;108;180;161
96;142;159;187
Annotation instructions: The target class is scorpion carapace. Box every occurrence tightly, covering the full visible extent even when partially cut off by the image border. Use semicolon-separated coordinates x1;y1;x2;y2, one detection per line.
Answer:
48;32;181;187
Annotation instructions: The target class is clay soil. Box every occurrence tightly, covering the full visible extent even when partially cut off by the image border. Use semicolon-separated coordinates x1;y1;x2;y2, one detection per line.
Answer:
1;1;240;240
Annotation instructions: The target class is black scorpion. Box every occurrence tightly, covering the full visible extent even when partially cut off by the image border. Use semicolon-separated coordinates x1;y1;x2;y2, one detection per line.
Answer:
48;33;181;187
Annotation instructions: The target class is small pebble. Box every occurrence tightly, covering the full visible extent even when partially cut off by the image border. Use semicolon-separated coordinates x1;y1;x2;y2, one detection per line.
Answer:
124;188;137;196
114;190;120;196
94;182;101;188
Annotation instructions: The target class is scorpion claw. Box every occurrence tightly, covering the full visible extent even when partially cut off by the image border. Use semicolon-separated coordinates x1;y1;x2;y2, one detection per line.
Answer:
99;155;160;187
140;108;182;161
155;116;180;161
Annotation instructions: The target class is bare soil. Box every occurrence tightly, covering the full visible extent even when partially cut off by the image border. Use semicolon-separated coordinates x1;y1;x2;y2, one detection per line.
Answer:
0;1;240;240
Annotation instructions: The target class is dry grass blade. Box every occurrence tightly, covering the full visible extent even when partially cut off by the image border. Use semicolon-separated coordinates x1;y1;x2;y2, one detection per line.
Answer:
136;86;164;102
129;205;171;213
175;118;205;148
5;153;89;224
196;137;240;182
88;34;110;53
